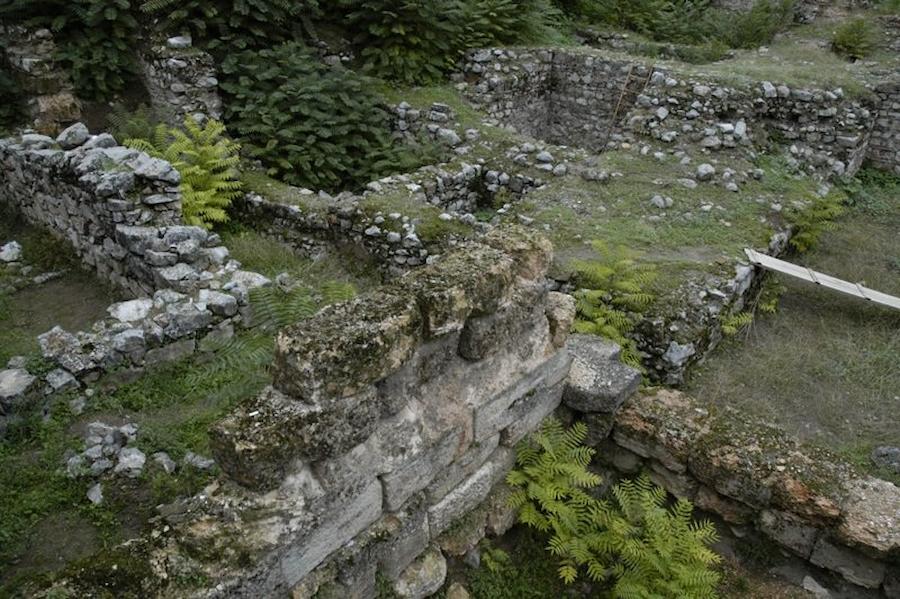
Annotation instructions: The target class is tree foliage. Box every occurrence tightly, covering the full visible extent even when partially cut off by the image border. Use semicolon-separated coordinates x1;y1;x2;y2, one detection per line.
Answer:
831;17;879;60
508;418;721;597
126;117;242;229
219;43;416;191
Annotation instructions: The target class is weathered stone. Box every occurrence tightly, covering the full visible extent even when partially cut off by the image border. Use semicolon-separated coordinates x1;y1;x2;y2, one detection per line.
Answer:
563;335;640;414
211;386;381;489
426;434;500;503
273;291;422;402
393;546;447;599
108;299;153;322
382;432;459;512
114;447;146;478
152;451;177;474
0;241;22;262
759;509;819;557
836;477;900;557
278;479;383;586
376;504;430;581
144;338;195;366
458;283;545;361
693;486;753;525
809;538;885;588
544;291;576;349
446;582;471;599
428;448;514;536
0;368;36;401
45;368;78;393
56;122;90;149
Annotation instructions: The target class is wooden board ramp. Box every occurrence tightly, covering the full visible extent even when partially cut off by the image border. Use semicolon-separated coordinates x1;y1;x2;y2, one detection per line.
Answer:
744;248;900;312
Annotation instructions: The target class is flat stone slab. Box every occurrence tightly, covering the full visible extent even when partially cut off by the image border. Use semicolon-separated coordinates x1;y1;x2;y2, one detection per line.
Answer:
0;368;36;400
563;334;641;414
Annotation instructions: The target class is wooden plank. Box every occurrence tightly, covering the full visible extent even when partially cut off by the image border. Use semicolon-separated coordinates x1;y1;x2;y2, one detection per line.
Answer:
744;248;900;312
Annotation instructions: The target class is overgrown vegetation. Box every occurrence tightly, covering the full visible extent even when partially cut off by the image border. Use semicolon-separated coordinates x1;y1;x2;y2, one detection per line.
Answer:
786;192;846;253
0;0;140;100
125;117;242;229
220;43;428;191
507;418;721;595
831;17;879;60
574;0;795;51
571;241;656;368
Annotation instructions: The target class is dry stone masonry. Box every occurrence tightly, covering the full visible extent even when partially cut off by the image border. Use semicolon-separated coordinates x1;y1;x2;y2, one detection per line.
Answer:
40;228;585;598
565;384;900;597
461;47;898;180
0;25;82;134
137;36;224;127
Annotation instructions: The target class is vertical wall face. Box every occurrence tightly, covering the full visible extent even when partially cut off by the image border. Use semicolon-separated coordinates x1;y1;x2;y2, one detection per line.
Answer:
463;48;886;180
136;40;224;127
173;227;580;595
547;53;653;150
0;26;82;134
869;80;900;174
463;49;555;139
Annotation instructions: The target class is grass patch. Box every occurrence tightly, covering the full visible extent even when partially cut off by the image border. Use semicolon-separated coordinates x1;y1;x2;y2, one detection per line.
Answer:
686;170;900;482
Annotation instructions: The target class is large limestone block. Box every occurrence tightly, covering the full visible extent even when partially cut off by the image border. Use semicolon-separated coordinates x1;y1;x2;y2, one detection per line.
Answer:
279;478;384;587
563;334;641;414
836;477;900;558
428;448;515;536
210;386;380;489
273;291;422;402
809;537;886;589
457;282;546;361
758;509;820;558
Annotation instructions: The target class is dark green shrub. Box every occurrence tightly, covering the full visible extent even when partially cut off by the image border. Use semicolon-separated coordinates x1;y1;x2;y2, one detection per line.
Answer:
712;0;795;49
340;0;467;85
507;419;721;595
340;0;563;84
220;43;406;190
0;59;24;130
141;0;318;53
831;17;879;60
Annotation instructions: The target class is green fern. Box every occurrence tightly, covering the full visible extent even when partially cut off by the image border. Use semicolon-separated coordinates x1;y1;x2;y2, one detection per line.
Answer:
126;118;242;229
508;419;721;596
787;193;846;253
571;241;656;369
720;311;753;336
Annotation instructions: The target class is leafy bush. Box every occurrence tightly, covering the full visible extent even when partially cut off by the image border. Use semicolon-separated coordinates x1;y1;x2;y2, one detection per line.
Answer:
571;241;656;368
0;60;24;130
340;0;562;84
831;17;879;60
141;0;318;53
126;118;242;229
220;43;411;190
574;0;793;49
507;418;721;595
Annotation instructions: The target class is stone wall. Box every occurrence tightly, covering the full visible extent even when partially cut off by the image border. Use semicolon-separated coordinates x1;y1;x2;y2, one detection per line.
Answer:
561;340;900;596
236;162;537;274
0;123;275;436
136;36;223;127
40;227;582;598
461;48;878;179
0;26;82;134
869;78;900;174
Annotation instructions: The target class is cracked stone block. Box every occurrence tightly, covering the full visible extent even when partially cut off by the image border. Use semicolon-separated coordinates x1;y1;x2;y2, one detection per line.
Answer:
809;537;885;588
563;334;640;414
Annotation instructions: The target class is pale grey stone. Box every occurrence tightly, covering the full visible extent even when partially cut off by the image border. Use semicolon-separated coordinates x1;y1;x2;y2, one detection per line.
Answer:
145;339;196;366
56;123;90;149
393;546;447;599
428;448;514;536
0;368;35;400
696;163;716;181
87;483;103;505
108;299;154;322
0;241;22;262
114;447;146;478
45;368;78;393
809;538;885;588
278;478;383;586
184;451;215;470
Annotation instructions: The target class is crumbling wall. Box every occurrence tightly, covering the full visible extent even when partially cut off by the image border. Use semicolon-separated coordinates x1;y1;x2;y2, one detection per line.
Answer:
461;48;876;179
236;161;537;273
42;228;580;598
0;25;82;134
561;341;900;596
136;37;223;127
0;123;273;435
869;78;900;174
